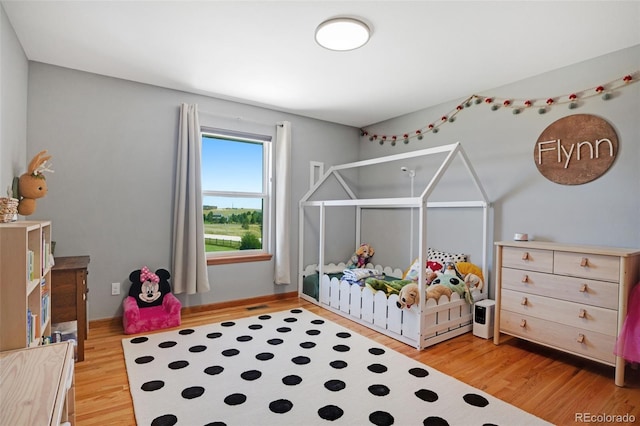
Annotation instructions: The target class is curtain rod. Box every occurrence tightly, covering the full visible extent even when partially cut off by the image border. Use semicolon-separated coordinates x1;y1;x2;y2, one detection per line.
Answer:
197;109;283;127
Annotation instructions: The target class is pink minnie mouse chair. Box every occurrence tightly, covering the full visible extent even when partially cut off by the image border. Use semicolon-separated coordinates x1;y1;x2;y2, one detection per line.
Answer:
123;266;182;334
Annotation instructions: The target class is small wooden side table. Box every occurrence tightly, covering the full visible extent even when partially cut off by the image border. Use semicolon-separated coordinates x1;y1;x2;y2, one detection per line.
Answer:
51;256;90;362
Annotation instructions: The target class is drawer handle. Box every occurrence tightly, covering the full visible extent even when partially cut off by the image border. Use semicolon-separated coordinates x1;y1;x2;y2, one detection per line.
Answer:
577;333;585;343
579;284;588;293
520;319;527;328
578;309;587;318
522;252;530;261
521;297;528;306
521;274;529;283
580;257;589;267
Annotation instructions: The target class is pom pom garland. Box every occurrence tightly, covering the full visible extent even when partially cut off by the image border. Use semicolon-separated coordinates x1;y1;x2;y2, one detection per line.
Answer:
361;71;638;146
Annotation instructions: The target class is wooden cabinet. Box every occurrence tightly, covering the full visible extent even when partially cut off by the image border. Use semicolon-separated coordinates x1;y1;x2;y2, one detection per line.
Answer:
0;220;53;350
0;341;75;425
494;241;640;387
51;256;90;362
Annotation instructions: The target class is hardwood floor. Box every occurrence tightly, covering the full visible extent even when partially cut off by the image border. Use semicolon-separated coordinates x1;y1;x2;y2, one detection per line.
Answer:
75;296;640;425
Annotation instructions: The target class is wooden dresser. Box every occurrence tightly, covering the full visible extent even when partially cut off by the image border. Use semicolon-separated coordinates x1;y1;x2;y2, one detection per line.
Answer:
0;341;75;425
51;256;90;362
493;241;640;386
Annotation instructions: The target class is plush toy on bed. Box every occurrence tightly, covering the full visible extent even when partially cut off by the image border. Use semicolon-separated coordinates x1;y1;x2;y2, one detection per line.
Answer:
455;261;485;292
346;243;375;269
397;283;420;309
431;273;474;304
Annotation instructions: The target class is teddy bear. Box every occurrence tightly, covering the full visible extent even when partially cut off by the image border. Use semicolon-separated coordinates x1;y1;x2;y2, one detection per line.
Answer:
17;150;53;216
128;266;172;308
346;243;375;269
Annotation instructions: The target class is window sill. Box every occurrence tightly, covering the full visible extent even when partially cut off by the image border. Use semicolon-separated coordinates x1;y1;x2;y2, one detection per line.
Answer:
207;253;273;266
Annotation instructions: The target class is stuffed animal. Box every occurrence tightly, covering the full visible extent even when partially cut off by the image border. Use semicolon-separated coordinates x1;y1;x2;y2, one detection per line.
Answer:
426;284;453;303
396;283;419;309
17;150;53;216
346;243;375;269
456;261;485;292
128;266;172;308
365;278;412;296
431;273;474;304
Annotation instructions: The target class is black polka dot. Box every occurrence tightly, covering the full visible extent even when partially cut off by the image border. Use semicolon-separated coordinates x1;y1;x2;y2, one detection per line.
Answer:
324;379;346;391
336;332;351;338
203;423;226;426
300;341;316;349
207;332;222;339
241;370;262;381
277;327;292;333
290;309;302;314
179;329;195;335
330;360;348;369
369;347;385;355
151;414;177;426
130;337;148;344
318;405;343;421
268;338;283;345
189;345;207;353
248;324;262;330
221;321;235;327
168;360;188;370
306;329;321;336
367;363;388;373
463;393;489;407
222;349;240;357
292;356;310;365
224;393;246;406
181;386;205;399
204;365;224;375
269;399;293;414
423;416;449;426
158;341;177;348
368;384;390;396
141;380;164;391
258;315;272;320
311;319;325;325
284;317;298;323
409;367;429;377
416;388;439;402
333;344;350;352
256;352;274;361
370;411;394;426
135;356;154;364
236;335;252;342
282;375;302;385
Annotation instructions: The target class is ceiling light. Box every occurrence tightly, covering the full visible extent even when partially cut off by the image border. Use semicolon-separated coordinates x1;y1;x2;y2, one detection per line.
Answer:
315;17;370;51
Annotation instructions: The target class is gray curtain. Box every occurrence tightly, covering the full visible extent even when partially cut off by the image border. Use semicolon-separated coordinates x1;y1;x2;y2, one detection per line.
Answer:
172;103;210;294
274;121;292;284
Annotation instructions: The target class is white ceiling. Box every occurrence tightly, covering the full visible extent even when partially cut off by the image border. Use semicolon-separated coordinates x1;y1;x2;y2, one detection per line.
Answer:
3;1;639;127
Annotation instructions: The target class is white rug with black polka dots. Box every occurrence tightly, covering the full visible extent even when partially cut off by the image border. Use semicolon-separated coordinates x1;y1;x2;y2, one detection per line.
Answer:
122;308;550;426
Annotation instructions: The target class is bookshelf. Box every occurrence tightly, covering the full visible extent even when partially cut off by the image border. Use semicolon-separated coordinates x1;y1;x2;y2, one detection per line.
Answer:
0;220;53;350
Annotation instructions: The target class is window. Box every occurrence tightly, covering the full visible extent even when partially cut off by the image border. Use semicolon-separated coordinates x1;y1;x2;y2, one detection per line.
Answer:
201;127;272;262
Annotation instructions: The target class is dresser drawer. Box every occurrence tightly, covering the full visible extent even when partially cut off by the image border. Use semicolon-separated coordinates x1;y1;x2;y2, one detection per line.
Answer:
554;251;619;282
499;310;615;364
501;289;618;336
501;268;619;309
501;247;553;273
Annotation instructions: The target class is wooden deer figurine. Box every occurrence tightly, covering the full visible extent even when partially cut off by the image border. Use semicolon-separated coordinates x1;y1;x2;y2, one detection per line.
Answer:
18;150;53;216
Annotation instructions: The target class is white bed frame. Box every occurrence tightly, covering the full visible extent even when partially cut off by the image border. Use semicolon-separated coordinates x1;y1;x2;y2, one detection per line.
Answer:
298;142;491;349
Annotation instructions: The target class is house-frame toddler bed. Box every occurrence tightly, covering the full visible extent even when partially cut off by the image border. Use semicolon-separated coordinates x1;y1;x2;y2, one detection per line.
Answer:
298;142;491;349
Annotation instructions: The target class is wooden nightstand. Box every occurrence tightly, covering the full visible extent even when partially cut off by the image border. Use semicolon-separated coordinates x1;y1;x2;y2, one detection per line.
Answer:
51;256;90;362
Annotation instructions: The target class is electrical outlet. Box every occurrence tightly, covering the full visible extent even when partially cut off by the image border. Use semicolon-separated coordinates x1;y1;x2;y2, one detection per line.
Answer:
111;282;120;296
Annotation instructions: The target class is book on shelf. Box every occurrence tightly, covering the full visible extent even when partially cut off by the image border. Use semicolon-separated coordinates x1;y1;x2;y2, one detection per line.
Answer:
27;250;35;281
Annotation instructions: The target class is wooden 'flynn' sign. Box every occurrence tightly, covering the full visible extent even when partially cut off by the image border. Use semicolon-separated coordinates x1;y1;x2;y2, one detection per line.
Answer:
534;114;618;185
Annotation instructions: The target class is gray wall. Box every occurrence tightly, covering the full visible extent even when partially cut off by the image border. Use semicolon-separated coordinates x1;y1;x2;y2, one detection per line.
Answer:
0;4;28;194
26;63;358;320
361;45;640;295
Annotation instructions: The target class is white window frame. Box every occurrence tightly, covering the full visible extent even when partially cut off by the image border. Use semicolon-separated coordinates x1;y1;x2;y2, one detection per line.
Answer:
201;127;273;260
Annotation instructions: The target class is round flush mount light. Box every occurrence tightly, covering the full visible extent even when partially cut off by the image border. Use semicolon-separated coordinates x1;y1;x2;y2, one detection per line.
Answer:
315;17;370;51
